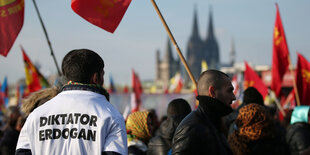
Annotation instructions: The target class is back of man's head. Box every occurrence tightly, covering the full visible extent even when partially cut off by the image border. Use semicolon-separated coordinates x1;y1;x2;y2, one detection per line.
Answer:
62;49;104;84
167;98;191;118
197;69;229;96
242;87;264;106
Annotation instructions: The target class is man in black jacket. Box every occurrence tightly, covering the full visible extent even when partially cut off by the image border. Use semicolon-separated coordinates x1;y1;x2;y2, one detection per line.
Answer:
286;106;310;155
172;70;235;155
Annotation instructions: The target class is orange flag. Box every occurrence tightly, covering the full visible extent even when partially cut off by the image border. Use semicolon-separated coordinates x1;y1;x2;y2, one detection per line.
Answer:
296;53;310;105
0;0;24;56
271;4;290;96
71;0;132;33
21;47;49;95
244;61;268;99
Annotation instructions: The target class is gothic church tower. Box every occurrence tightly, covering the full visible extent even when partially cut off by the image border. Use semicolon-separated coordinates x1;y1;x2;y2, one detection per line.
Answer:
186;6;220;83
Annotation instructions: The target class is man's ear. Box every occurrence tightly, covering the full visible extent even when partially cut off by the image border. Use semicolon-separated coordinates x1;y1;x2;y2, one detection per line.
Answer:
90;72;99;84
208;86;215;97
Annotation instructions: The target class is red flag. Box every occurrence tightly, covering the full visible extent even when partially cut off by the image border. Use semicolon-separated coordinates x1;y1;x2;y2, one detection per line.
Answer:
123;85;128;93
21;47;49;95
231;74;241;109
281;89;295;109
131;69;142;112
271;4;290;96
296;53;310;105
0;0;24;56
244;62;268;99
71;0;132;33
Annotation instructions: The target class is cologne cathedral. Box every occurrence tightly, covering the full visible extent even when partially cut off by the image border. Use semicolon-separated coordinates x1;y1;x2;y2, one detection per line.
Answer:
156;8;220;87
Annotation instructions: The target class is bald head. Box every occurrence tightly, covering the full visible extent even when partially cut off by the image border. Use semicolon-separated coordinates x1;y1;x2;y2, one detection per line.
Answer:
197;70;229;96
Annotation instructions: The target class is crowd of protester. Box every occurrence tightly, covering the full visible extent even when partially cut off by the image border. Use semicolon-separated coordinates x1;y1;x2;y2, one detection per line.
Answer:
0;49;309;155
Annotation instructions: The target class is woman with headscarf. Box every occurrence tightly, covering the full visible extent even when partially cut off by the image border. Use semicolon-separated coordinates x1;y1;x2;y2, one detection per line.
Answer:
286;106;310;155
126;111;154;155
228;104;289;155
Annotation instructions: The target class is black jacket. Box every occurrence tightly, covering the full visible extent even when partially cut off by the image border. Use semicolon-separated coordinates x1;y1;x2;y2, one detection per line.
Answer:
286;122;310;155
172;96;233;155
147;115;185;155
0;127;20;155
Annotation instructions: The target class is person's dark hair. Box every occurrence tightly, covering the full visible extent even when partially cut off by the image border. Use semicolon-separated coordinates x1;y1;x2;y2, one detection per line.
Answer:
197;69;229;95
6;106;20;128
167;98;191;118
242;87;264;106
308;108;310;122
62;49;104;83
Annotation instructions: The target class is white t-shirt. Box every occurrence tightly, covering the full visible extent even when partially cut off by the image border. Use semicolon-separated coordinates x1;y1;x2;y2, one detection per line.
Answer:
16;90;128;155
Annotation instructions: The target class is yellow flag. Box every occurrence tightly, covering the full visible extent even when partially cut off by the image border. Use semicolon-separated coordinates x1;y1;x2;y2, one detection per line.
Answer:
201;60;208;72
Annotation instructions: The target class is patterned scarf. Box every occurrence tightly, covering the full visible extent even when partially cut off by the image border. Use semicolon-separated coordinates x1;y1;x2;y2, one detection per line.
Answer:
126;111;151;144
61;81;110;101
228;104;273;155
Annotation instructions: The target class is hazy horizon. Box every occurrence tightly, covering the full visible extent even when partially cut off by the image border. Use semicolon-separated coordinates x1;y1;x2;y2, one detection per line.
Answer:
1;0;310;86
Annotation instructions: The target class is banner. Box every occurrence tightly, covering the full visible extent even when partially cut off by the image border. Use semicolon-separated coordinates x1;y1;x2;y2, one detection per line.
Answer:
71;0;132;33
271;4;290;96
0;0;24;56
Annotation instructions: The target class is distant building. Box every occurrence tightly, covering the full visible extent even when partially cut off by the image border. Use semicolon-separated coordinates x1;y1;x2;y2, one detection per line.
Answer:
155;39;180;89
156;6;225;88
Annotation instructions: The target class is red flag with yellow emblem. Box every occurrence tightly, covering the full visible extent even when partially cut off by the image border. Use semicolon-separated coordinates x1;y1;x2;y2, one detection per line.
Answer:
296;53;310;105
271;4;290;96
244;61;268;99
71;0;132;33
0;0;24;56
21;47;49;95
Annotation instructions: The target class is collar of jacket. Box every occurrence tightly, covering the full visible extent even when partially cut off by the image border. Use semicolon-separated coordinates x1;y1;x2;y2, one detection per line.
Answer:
61;83;110;101
196;95;233;120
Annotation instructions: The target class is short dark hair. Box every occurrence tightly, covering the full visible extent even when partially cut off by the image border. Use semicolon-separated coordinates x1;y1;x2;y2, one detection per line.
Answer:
167;98;191;117
61;49;104;83
242;87;264;106
197;69;229;95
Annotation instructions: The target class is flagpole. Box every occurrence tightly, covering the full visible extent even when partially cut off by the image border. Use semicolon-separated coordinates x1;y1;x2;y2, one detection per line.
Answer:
270;91;286;117
150;0;197;89
288;55;301;106
32;0;61;76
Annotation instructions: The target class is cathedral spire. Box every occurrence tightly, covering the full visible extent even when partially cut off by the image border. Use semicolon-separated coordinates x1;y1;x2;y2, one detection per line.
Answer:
207;6;215;39
230;38;236;66
191;5;200;40
164;37;173;63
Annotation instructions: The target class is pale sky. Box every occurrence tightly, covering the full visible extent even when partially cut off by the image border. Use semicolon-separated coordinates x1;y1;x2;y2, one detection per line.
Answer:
1;0;310;86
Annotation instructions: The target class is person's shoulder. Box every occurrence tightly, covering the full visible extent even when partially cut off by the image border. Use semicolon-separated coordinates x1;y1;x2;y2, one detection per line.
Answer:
176;111;206;130
148;135;166;147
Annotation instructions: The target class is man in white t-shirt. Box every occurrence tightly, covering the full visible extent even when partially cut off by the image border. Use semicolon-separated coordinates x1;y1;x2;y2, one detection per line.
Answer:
16;49;128;155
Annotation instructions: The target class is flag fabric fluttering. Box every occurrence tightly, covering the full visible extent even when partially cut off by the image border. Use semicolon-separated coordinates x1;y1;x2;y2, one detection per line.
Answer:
108;75;116;93
201;60;208;73
71;0;132;33
0;77;9;108
271;4;290;96
281;89;295;110
244;61;268;99
21;47;49;95
169;72;183;93
16;83;24;106
0;0;24;57
0;83;2;106
131;69;142;112
123;85;129;93
295;53;310;105
231;74;241;109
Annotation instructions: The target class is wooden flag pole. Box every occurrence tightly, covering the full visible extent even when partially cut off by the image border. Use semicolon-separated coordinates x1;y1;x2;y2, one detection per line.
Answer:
288;55;301;106
270;90;286;117
32;0;61;76
150;0;197;88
